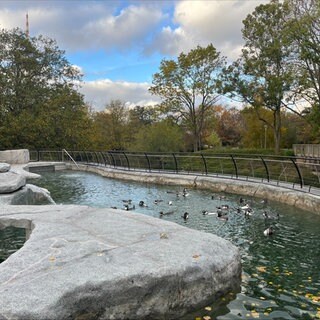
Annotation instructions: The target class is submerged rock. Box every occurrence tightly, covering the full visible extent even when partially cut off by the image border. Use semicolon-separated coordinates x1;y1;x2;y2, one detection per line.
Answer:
0;205;241;320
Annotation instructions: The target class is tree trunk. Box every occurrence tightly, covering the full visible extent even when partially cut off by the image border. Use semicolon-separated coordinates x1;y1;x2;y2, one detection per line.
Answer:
273;108;281;154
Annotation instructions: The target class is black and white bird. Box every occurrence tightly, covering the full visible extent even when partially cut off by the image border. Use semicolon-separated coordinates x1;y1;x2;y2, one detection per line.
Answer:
263;226;274;236
182;212;189;220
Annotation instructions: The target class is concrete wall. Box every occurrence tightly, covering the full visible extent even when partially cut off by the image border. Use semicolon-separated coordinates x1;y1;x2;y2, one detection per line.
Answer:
0;149;29;164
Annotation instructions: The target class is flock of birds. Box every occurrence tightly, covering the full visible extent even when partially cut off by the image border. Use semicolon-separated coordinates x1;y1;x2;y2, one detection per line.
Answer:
112;189;279;237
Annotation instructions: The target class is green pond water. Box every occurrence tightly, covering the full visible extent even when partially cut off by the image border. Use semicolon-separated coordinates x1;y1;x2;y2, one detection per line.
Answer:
31;170;320;320
0;226;26;263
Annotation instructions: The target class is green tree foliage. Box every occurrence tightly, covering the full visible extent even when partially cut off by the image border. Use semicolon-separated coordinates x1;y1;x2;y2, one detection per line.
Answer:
285;0;320;138
219;0;297;154
131;119;184;152
0;28;91;149
286;0;320;110
92;100;132;151
149;44;225;152
240;107;274;149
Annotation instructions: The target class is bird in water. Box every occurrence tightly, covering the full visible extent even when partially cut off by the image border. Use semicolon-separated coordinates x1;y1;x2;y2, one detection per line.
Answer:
202;210;217;216
139;201;148;207
182;212;189;220
241;203;251;210
263;226;274;236
182;188;189;197
159;211;174;216
263;211;280;220
124;204;135;211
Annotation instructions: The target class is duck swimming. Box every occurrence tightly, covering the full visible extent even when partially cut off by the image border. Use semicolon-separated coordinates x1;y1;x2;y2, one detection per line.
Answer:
217;215;228;221
241;204;251;210
139;201;148;207
182;212;189;220
124;204;135;211
202;210;217;216
159;211;174;216
263;226;274;236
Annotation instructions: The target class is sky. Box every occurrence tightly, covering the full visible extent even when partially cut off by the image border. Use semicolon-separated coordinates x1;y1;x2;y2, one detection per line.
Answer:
0;0;268;111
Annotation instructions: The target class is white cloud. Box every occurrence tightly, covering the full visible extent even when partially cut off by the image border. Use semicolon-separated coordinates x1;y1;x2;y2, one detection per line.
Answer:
83;5;163;51
0;2;164;52
80;79;160;111
146;0;268;60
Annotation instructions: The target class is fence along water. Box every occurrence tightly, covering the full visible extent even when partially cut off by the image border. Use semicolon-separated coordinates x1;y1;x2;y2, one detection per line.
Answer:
29;150;320;196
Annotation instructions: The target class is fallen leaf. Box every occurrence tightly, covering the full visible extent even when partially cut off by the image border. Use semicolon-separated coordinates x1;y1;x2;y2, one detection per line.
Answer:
49;256;55;262
160;233;168;239
203;316;211;320
256;266;267;273
204;306;212;311
193;254;201;259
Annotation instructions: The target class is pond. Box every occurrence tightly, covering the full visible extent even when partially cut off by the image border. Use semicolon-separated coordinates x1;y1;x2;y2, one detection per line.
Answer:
31;170;320;320
0;226;26;263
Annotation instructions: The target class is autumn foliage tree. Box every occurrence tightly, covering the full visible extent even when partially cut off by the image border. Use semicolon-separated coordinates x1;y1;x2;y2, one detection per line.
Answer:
219;0;298;154
149;44;225;152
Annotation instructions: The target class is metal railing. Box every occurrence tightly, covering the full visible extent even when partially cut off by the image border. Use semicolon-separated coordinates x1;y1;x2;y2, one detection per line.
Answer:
29;150;320;196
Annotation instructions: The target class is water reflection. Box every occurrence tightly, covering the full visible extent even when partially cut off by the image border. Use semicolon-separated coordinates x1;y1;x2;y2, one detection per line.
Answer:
32;171;320;320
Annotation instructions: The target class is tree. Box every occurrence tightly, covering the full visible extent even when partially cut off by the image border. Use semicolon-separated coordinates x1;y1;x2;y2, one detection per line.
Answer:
240;106;274;149
285;0;320;139
219;0;297;154
92;100;132;151
149;44;225;152
286;0;320;111
213;106;243;147
0;28;88;149
131;119;184;152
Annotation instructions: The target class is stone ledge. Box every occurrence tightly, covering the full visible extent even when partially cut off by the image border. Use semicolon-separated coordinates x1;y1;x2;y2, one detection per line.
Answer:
0;205;241;320
0;149;29;164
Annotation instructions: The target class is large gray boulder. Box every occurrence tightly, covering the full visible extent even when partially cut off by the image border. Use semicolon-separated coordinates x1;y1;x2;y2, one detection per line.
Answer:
0;162;11;172
0;170;25;193
0;205;241;320
0;184;55;205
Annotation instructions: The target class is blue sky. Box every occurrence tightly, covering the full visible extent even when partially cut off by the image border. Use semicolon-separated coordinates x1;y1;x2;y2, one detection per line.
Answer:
0;0;267;111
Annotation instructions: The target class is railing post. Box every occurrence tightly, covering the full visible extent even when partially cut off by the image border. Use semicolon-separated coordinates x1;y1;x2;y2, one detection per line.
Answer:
201;153;208;175
84;151;89;163
123;152;130;170
230;155;238;179
290;158;303;188
100;152;107;166
144;153;151;172
172;153;178;173
260;156;270;182
94;152;99;165
108;151;116;168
